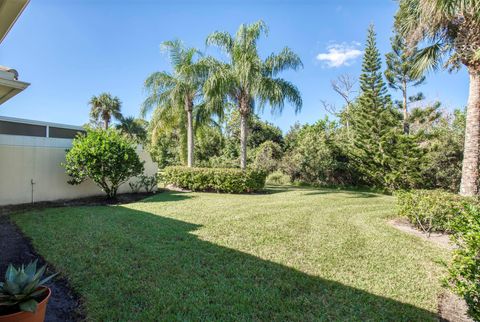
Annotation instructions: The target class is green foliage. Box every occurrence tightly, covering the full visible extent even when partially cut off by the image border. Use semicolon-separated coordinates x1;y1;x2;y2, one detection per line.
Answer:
194;125;225;166
226;112;284;149
148;128;183;169
0;260;56;314
64;129;144;198
161;166;266;193
253;141;283;173
281;119;357;186
447;204;480;321
420;108;465;192
385;34;426;92
204;20;302;168
89;92;123;130
129;175;158;193
396;189;477;233
350;25;423;190
116;116;148;143
266;171;290;185
142;39;223;167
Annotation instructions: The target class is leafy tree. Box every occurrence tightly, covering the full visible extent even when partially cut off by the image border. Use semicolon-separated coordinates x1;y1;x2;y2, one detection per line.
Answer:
116;116;148;143
385;34;426;134
142;40;221;167
253;140;283;173
225;111;284;149
64;129;144;198
89;93;123;130
148;130;183;169
395;0;480;195
204;20;302;169
420;108;465;192
194;125;225;166
280;119;355;185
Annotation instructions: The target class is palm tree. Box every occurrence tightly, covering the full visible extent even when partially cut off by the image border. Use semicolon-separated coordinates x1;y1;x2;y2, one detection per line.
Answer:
204;20;303;170
142;40;213;167
116;116;147;143
395;0;480;196
89;93;123;130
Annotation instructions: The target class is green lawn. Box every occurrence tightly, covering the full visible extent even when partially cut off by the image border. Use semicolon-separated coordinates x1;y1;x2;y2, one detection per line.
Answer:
13;186;448;321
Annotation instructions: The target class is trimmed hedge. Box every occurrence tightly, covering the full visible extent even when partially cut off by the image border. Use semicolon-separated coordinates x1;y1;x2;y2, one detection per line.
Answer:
161;166;266;193
396;189;478;233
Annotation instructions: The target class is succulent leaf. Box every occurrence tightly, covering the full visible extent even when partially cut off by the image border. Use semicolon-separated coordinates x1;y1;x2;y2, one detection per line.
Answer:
19;299;38;313
0;261;56;313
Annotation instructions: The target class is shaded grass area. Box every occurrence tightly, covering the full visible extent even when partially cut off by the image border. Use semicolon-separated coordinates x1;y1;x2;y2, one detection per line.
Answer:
12;186;448;321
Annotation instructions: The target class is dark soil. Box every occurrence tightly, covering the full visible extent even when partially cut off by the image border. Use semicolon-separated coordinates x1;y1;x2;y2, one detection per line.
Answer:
0;192;158;216
0;216;84;321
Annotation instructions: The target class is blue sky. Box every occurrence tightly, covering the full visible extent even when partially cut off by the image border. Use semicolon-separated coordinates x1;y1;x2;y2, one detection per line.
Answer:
0;0;469;132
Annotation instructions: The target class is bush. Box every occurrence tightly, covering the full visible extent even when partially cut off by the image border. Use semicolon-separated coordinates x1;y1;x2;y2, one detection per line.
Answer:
396;189;478;233
253;141;283;173
129;175;158;193
266;171;290;185
64;129;144;198
161;166;266;193
446;204;480;321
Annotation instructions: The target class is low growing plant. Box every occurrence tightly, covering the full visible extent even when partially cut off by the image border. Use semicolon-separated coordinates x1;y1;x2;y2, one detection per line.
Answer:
396;189;477;234
446;204;480;321
140;174;158;193
129;181;142;193
0;260;57;315
266;171;290;185
161;166;266;193
129;175;158;193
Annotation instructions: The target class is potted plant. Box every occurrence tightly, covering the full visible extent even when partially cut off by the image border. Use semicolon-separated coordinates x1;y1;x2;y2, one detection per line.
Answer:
0;260;57;322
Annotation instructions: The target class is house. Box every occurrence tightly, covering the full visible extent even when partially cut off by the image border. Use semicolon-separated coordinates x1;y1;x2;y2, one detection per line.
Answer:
0;0;30;104
0;0;157;205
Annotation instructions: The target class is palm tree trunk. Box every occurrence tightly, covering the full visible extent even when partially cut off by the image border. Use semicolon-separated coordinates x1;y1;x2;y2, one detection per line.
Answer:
240;112;248;170
402;80;409;134
186;108;194;167
104;118;109;130
460;70;480;196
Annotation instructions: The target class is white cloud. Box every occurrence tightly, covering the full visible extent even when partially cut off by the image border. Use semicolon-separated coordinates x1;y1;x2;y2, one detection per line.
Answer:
316;42;362;68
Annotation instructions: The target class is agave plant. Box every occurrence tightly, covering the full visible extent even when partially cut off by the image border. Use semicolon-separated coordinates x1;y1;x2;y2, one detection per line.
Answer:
0;260;57;313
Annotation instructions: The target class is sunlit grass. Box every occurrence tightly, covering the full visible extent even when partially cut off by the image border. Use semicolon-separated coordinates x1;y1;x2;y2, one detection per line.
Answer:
13;186;448;321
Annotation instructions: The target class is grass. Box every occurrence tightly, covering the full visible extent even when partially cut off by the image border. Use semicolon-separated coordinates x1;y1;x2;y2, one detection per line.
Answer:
12;186;448;321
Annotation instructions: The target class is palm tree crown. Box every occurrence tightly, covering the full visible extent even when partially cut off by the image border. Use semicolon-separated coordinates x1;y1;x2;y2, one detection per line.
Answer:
89;93;123;130
142;40;217;167
204;20;303;169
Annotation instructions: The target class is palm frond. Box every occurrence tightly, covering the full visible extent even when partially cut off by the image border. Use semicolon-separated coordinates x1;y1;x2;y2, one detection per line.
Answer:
263;47;303;76
206;31;234;53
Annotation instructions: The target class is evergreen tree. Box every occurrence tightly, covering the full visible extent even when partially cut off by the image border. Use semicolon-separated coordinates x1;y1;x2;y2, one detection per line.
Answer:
351;25;422;189
385;34;425;134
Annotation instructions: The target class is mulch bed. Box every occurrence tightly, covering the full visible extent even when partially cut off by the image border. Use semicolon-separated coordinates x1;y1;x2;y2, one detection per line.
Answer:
0;192;159;321
0;215;84;321
389;217;473;322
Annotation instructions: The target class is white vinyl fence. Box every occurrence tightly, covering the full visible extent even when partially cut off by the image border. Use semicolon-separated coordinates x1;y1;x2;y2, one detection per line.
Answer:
0;117;157;206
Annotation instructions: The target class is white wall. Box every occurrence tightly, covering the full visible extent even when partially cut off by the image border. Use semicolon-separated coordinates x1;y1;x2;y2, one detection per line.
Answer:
0;134;158;205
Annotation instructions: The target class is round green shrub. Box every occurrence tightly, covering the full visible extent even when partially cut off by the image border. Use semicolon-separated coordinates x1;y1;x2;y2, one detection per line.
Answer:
63;129;144;198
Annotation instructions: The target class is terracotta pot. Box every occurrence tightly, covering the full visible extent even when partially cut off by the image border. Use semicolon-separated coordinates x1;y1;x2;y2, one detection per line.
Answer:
0;287;51;322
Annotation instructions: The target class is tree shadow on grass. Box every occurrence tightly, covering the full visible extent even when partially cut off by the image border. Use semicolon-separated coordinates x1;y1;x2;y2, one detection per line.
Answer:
18;205;440;321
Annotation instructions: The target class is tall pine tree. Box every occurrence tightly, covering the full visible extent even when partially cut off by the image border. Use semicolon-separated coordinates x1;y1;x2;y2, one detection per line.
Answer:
350;25;422;189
